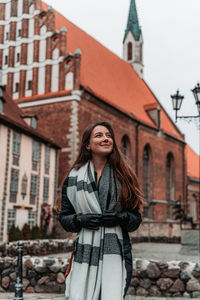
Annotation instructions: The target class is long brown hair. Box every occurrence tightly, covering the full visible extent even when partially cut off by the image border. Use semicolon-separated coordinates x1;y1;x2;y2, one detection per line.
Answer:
72;121;144;210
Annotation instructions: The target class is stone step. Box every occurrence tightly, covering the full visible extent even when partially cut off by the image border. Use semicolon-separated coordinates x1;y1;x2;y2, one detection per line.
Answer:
0;294;199;300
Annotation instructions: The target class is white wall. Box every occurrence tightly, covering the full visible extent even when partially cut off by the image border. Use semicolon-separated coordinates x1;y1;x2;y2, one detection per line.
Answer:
0;125;58;242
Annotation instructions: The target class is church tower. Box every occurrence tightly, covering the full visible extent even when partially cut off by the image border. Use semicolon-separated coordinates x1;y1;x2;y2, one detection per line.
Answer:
123;0;144;78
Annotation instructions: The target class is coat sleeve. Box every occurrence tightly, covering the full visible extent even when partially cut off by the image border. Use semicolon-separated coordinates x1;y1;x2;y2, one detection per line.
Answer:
59;176;80;233
122;207;142;232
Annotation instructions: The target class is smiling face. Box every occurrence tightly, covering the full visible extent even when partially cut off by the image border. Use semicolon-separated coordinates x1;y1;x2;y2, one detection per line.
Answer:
86;125;113;157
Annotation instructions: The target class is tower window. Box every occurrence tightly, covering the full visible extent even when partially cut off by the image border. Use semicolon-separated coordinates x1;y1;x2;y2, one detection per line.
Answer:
28;80;32;90
15;83;19;93
5;56;8;65
16;53;20;62
128;42;132;60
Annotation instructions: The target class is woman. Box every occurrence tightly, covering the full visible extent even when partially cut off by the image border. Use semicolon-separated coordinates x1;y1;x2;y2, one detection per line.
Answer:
59;121;144;300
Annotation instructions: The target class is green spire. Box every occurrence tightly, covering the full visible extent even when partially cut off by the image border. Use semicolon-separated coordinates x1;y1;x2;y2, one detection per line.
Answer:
123;0;141;42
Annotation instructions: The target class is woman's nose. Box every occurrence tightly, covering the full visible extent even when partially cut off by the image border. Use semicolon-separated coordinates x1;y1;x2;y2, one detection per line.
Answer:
102;136;109;141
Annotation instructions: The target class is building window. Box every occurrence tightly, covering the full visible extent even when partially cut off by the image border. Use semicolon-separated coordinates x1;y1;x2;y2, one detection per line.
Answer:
28;80;32;90
21;173;28;199
0;99;3;114
15;83;19;93
7;210;16;233
190;194;197;221
166;153;175;219
16;53;20;62
31;117;37;129
5;55;8;65
121;135;131;161
12;132;21;166
43;177;49;203
28;211;36;229
10;169;19;203
30;174;38;204
32;141;40;171
143;144;153;219
45;146;50;174
128;42;132;60
18;29;22;37
6;32;9;40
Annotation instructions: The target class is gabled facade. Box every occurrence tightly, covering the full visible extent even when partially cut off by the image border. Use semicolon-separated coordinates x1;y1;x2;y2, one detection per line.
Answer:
0;0;189;239
0;80;60;242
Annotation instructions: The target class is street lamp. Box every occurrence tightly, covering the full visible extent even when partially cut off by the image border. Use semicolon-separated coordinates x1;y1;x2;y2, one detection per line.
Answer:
192;83;200;114
171;83;200;263
171;83;200;122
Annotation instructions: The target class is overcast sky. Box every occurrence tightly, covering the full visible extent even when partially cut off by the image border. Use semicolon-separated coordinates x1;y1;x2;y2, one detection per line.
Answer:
44;0;200;154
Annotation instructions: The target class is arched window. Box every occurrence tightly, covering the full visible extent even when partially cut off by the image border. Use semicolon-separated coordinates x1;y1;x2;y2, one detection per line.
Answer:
127;42;132;61
121;135;131;157
143;144;153;218
166;153;175;219
65;72;74;90
121;135;132;165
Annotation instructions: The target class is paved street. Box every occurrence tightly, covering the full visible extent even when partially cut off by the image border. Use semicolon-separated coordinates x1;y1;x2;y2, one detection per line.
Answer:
0;294;200;300
53;242;199;262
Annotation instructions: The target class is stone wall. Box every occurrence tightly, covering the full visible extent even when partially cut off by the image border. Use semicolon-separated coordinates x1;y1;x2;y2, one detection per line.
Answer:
0;239;74;257
0;255;200;298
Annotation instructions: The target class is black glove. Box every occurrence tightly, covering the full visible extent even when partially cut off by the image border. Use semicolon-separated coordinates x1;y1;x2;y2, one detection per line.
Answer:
102;211;130;227
75;214;102;230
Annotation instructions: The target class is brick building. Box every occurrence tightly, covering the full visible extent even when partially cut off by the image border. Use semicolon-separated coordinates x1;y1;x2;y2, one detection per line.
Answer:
186;145;200;224
0;0;192;238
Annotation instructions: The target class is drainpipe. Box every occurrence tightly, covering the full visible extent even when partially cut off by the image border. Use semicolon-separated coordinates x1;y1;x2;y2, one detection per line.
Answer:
135;122;140;176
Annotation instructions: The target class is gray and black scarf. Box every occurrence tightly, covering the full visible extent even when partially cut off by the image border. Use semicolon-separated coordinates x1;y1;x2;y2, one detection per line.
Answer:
65;161;127;300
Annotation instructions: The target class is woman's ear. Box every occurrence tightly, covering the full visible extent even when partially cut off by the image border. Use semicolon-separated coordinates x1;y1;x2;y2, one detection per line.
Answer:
86;144;90;151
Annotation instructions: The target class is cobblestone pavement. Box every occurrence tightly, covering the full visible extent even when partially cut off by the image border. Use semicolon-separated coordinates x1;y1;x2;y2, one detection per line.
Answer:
0;294;199;300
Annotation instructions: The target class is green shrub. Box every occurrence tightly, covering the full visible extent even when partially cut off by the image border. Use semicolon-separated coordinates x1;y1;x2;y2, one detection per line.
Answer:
21;223;32;240
31;225;41;239
8;225;23;242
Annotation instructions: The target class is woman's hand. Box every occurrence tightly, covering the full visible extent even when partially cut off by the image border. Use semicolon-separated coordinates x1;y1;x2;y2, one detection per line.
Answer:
102;211;130;227
75;213;102;230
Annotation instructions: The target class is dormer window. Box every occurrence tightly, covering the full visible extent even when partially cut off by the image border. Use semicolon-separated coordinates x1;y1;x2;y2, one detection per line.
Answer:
0;99;3;114
31;117;37;129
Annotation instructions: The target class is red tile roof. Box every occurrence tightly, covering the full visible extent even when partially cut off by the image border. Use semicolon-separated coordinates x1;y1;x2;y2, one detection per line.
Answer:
186;145;200;180
0;88;60;148
41;2;183;140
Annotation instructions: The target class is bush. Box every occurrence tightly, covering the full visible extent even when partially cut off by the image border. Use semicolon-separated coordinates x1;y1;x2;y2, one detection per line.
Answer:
31;225;42;239
21;223;32;240
8;225;23;242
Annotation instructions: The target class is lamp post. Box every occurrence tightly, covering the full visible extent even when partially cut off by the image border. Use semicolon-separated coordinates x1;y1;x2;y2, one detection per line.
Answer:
170;83;200;263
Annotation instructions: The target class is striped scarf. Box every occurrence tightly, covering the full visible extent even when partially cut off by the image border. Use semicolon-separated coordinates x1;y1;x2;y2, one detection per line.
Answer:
65;162;126;300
